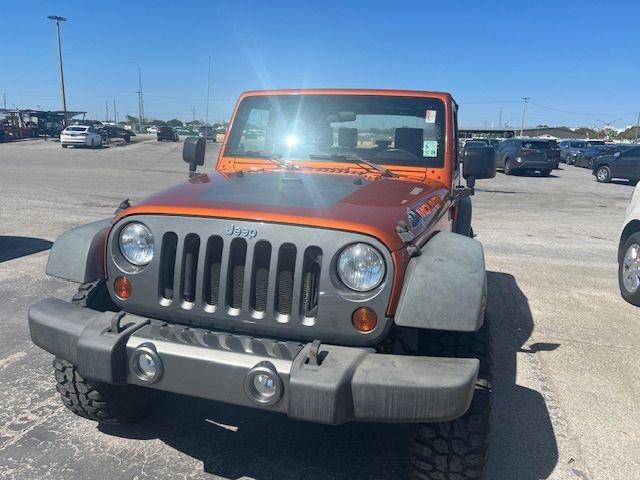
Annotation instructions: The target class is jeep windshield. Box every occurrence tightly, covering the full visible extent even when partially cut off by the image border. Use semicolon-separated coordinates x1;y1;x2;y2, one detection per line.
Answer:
224;94;445;168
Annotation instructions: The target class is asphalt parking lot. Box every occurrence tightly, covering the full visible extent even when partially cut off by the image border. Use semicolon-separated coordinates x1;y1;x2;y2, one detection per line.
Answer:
1;136;639;480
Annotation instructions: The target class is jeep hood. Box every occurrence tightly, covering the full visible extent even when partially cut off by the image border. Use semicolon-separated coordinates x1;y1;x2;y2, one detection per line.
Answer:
118;171;450;251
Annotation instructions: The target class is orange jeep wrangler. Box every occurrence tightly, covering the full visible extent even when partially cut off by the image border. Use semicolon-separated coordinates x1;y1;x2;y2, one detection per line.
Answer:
29;89;496;479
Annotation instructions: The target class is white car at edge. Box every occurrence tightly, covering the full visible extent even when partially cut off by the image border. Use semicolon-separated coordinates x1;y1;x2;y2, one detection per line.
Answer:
619;185;640;305
60;125;103;149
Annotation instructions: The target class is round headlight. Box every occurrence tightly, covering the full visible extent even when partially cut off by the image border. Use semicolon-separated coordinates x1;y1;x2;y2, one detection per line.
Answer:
119;222;154;266
337;243;385;292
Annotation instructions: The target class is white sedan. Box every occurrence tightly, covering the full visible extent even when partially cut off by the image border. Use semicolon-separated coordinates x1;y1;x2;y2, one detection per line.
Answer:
60;126;103;148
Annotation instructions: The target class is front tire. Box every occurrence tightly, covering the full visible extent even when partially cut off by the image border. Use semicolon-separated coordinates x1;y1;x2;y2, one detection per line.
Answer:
595;165;611;183
410;319;492;479
619;232;640;306
61;144;68;148
54;358;154;424
540;169;551;176
52;281;155;423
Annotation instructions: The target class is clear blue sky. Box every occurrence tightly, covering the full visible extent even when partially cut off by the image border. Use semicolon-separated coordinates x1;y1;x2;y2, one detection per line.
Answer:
1;0;638;128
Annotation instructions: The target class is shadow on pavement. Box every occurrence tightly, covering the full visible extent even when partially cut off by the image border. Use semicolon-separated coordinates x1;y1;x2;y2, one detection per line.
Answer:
0;236;52;263
486;271;559;479
100;271;558;480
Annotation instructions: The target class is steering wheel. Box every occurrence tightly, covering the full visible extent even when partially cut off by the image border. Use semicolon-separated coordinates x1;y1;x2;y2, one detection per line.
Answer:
373;148;421;163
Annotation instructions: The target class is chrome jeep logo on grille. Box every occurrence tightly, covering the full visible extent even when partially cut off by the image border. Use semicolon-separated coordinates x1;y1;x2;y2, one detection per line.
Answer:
225;223;258;238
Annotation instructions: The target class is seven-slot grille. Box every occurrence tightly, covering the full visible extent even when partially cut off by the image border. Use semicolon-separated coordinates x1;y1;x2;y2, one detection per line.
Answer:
107;216;393;346
157;232;322;322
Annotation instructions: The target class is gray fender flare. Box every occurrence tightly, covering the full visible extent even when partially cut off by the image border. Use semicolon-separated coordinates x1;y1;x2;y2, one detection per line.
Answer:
45;219;111;283
394;231;486;332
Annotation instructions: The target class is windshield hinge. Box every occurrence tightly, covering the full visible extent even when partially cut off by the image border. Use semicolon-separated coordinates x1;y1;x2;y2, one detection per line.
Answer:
396;221;420;257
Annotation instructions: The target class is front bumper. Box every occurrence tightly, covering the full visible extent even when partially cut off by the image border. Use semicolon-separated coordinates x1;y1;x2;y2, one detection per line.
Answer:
29;298;478;425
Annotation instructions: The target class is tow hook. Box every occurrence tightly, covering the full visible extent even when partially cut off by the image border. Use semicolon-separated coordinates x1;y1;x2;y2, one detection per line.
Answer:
308;339;322;366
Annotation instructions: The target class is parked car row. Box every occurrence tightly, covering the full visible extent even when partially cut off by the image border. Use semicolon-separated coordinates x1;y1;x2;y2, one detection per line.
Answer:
555;139;640;184
146;125;220;141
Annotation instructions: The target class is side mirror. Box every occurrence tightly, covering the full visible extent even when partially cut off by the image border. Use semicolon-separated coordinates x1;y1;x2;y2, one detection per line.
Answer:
463;146;496;188
183;136;206;177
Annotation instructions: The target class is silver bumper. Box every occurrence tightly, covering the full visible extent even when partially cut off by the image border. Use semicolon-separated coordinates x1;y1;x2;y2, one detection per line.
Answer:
29;297;479;425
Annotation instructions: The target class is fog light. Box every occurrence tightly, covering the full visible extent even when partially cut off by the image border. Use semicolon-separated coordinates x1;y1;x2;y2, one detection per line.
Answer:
244;362;283;406
352;307;378;332
129;344;162;383
114;276;131;300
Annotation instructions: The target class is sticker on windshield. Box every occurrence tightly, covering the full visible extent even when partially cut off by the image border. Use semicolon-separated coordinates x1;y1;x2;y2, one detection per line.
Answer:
423;140;438;157
425;110;437;124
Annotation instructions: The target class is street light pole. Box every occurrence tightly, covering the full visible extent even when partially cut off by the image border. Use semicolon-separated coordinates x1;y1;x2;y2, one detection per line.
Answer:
635;112;640;143
519;97;530;137
47;16;68;121
205;55;211;126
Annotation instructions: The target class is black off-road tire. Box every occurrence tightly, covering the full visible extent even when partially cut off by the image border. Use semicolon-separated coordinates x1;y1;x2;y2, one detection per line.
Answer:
53;281;155;423
71;279;117;311
410;319;492;479
54;358;154;424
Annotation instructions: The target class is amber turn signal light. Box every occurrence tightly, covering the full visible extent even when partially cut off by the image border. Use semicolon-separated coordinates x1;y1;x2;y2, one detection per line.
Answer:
352;307;377;332
114;276;132;300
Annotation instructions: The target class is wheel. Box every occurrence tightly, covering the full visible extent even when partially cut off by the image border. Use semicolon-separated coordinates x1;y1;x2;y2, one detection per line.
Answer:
504;158;513;175
61;144;68;148
595;165;611;183
71;279;117;311
52;280;155;423
540;169;551;176
620;232;640;306
53;358;155;424
410;318;492;480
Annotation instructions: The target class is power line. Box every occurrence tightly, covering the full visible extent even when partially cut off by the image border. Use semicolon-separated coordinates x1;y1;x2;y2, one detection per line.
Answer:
529;102;637;117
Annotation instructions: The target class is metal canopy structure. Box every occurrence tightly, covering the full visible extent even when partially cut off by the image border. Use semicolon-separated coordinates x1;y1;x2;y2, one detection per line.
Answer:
459;127;516;139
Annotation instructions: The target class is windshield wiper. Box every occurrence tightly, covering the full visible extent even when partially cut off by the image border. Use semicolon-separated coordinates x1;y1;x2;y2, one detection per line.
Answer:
308;153;398;177
234;151;293;169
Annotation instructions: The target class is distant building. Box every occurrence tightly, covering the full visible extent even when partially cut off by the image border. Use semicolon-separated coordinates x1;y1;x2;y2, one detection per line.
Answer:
459;127;516;139
518;127;583;139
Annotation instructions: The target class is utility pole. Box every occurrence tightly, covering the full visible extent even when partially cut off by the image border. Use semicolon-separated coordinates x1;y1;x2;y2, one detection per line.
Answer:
2;93;6;109
47;16;68;122
113;99;117;124
137;67;144;129
635;112;640;143
105;99;109;122
205;55;211;126
519;97;530;137
498;107;503;128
